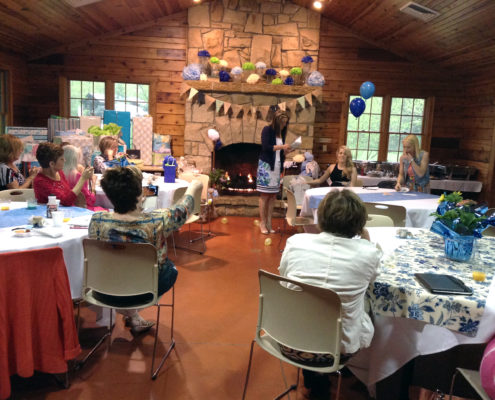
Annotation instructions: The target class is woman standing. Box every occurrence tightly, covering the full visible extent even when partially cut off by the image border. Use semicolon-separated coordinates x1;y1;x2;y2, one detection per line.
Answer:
0;134;39;190
395;135;430;192
308;145;357;187
256;110;291;234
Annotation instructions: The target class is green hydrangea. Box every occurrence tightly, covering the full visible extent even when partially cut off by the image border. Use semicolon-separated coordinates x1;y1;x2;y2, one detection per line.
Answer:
210;57;220;64
242;62;255;70
271;78;283;85
290;67;302;75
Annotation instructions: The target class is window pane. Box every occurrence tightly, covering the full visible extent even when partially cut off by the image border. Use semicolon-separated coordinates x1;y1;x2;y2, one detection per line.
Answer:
391;98;402;114
138;102;149;115
357;150;368;160
402;98;414;114
70;99;81;116
94;82;105;100
400;116;412;132
370;115;381;132
358;114;370;131
369;133;380;150
387;151;399;162
115;101;126;112
115;83;126;101
347;131;358;148
389;115;400;132
138;85;149;102
69;79;105;117
368;150;378;160
82;81;93;98
388;134;400;151
347;116;358;131
358;133;368;149
371;97;382;113
412;117;423;133
126;83;138;101
70;81;81;97
82;100;93;116
413;99;425;115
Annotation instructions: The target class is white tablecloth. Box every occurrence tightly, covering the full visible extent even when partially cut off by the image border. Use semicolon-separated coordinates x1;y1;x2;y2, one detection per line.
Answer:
95;176;189;210
359;176;483;192
300;187;439;228
347;227;495;395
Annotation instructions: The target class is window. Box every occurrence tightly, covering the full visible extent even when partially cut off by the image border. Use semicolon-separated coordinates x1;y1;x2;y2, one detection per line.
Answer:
0;70;8;134
346;95;383;161
345;95;427;162
387;97;425;162
69;80;105;117
115;83;149;119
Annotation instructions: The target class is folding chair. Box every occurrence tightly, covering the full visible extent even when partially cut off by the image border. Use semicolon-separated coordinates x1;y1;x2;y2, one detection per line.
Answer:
0;188;35;202
364;202;406;227
169;186;188;256
365;214;395;227
77;239;175;380
242;270;346;400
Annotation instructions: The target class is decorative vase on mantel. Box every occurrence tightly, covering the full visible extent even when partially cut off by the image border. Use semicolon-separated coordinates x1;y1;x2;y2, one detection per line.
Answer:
290;67;303;85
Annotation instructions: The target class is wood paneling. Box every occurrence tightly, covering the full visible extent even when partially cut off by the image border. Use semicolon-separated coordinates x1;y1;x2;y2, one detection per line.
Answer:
0;50;29;126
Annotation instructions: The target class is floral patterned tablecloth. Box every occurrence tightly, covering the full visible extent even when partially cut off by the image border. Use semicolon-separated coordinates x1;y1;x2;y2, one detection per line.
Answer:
368;231;495;336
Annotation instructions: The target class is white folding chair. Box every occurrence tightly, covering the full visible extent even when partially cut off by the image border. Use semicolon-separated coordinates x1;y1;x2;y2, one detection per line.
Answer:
77;239;175;380
364;202;406;227
365;214;395;227
242;270;346;400
278;189;315;250
169;186;188;256
0;188;35;201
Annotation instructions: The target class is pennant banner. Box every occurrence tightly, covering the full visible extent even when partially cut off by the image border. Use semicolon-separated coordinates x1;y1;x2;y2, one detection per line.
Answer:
297;96;306;109
251;106;257;117
223;102;231;114
279;102;286;111
231;104;243;118
188;87;198;100
260;106;270;120
180;82;190;97
305;93;313;107
288;100;298;111
216;100;224;114
205;95;216;109
243;104;251;116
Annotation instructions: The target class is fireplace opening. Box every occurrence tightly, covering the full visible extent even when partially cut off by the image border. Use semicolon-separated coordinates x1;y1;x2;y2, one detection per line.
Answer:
214;143;261;195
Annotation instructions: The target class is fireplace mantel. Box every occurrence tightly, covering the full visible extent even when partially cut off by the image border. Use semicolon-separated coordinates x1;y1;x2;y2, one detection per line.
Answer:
186;80;316;96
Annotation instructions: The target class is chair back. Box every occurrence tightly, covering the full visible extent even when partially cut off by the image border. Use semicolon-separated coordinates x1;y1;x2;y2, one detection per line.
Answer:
179;173;209;201
365;214;394;227
483;226;495;238
364;202;406;227
0;189;35;202
285;189;298;224
257;270;342;360
172;186;188;204
82;239;159;309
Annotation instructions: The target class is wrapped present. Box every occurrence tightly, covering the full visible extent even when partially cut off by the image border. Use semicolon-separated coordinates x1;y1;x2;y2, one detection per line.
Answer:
48;117;79;142
152;153;167;166
6;126;48;142
132;116;153;165
17;136;39;162
79;116;101;133
104;110;131;148
53;134;94;167
152;133;171;154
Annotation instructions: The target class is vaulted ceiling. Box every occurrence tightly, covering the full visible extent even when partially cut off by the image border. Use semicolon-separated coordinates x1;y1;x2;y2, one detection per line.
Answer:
0;0;494;76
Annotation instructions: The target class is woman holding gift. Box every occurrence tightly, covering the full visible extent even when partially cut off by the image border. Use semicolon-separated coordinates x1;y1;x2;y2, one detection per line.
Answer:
256;110;291;234
308;145;358;187
395;134;430;193
0;134;39;190
93;136;120;173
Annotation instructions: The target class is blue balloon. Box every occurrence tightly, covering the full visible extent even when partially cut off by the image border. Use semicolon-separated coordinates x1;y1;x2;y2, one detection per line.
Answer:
360;81;375;99
350;98;366;118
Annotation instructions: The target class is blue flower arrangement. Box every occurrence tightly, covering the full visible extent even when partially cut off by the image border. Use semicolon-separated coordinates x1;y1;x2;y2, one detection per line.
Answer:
198;50;211;57
182;64;201;80
219;70;231;82
265;68;277;76
307;71;325;86
301;55;314;63
284;76;294;85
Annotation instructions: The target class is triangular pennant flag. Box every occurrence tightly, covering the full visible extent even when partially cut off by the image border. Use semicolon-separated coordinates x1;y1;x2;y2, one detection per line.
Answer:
232;104;242;118
279;102;286;111
188;87;198;101
180;82;190;97
243;104;251;116
205;95;216;109
251;106;257;117
216;99;224;114
260;106;270;120
288;99;298;111
313;88;323;102
223;102;231;114
305;92;313;107
197;92;205;105
297;96;306;109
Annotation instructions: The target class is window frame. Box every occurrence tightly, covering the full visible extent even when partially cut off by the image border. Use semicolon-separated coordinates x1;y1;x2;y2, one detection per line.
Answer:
68;79;106;118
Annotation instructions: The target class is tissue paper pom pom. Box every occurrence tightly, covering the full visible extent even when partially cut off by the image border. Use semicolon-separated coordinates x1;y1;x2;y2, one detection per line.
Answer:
301;55;314;63
255;61;266;69
219;59;228;67
219;70;231;82
198;50;210;57
231;66;243;75
290;67;302;75
283;76;294;85
265;68;277;76
307;71;325;86
242;62;255;70
182;64;201;80
272;78;283;85
210;57;220;64
246;73;260;84
208;129;220;141
200;73;208;81
279;69;290;78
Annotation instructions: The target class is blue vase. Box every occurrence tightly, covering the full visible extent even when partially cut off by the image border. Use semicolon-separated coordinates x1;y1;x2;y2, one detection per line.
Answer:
444;235;475;262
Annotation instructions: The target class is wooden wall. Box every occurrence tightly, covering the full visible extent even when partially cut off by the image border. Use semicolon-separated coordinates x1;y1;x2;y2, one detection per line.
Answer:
24;11;188;155
0;50;29;126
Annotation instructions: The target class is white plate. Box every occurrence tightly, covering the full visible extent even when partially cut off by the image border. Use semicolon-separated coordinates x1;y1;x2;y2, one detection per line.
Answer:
400;187;409;192
13;229;32;237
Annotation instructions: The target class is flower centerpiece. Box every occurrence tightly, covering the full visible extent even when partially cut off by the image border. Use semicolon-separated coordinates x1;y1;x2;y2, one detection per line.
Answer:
210;56;220;78
255;61;266;78
290;67;303;85
231;66;243;83
430;192;495;261
242;62;255;82
197;50;211;75
265;68;277;83
301;55;314;82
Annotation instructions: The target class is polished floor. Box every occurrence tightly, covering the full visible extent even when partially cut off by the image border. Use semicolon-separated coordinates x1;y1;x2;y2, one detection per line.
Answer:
10;216;373;399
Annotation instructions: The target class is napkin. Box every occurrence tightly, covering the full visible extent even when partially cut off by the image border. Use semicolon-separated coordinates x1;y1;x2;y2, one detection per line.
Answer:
36;227;64;238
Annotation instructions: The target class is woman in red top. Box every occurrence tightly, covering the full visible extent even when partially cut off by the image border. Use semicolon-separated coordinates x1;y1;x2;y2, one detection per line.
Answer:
33;142;93;206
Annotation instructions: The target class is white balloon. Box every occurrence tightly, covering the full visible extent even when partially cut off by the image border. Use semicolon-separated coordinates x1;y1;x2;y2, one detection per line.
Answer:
208;129;220;141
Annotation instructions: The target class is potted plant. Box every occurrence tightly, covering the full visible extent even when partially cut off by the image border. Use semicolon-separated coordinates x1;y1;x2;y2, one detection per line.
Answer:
88;123;122;149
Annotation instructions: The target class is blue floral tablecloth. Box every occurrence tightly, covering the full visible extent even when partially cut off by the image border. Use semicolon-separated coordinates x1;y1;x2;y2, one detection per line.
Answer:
0;206;92;228
368;231;495;336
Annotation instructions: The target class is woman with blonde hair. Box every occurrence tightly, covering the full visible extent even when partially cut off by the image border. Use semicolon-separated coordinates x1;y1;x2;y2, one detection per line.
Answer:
395;134;430;192
308;145;357;187
0;134;39;190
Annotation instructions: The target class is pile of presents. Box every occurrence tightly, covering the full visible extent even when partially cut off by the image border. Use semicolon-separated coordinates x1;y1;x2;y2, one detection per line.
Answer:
6;111;170;173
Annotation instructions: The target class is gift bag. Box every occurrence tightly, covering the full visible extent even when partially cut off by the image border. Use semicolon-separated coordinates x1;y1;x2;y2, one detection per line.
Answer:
80;116;101;133
53;134;94;167
132;116;153;165
104;110;131;148
48;117;79;142
163;165;176;183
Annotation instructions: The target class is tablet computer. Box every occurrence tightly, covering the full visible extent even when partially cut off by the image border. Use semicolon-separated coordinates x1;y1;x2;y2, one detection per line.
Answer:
414;273;473;296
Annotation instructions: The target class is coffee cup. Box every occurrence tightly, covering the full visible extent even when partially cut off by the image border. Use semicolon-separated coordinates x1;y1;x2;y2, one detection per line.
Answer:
31;216;44;228
52;211;64;227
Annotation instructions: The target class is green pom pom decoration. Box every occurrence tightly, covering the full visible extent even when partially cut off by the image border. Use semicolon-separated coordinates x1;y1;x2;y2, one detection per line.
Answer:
242;62;255;71
290;67;302;75
210;57;220;64
271;78;283;85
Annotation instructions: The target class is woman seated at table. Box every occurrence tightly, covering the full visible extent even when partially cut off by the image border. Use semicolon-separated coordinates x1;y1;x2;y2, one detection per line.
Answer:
307;145;358;187
33;142;93;206
88;166;201;334
395;134;430;193
93;136;120;174
278;189;381;395
0;134;39;190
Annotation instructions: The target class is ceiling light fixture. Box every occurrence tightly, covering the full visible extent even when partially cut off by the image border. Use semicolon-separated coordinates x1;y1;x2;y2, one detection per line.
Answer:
193;0;201;3
313;1;323;10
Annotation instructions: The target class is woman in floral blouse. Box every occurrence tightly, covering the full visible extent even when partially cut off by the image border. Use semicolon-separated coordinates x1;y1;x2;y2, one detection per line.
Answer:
88;166;201;334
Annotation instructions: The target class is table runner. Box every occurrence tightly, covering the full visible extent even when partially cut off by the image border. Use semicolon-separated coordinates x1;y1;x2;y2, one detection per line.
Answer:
368;231;495;336
0;206;93;228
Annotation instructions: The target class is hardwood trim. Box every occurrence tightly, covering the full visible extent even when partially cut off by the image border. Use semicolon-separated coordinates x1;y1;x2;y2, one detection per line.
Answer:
186;81;316;96
105;80;114;111
487;121;495;198
58;76;68;117
423;96;435;153
338;93;349;148
378;95;391;161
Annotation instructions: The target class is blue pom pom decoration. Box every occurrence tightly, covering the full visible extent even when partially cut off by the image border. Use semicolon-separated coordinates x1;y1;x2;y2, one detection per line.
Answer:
231;66;243;75
219;70;231;82
301;55;314;63
182;64;201;80
265;68;277;76
284;76;294;85
198;50;211;57
307;71;325;86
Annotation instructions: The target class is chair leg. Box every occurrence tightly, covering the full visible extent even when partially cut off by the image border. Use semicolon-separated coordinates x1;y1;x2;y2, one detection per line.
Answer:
151;286;176;380
274;366;299;400
448;369;459;400
171;232;177;257
277;218;287;252
334;370;342;400
176;222;206;254
242;340;256;400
